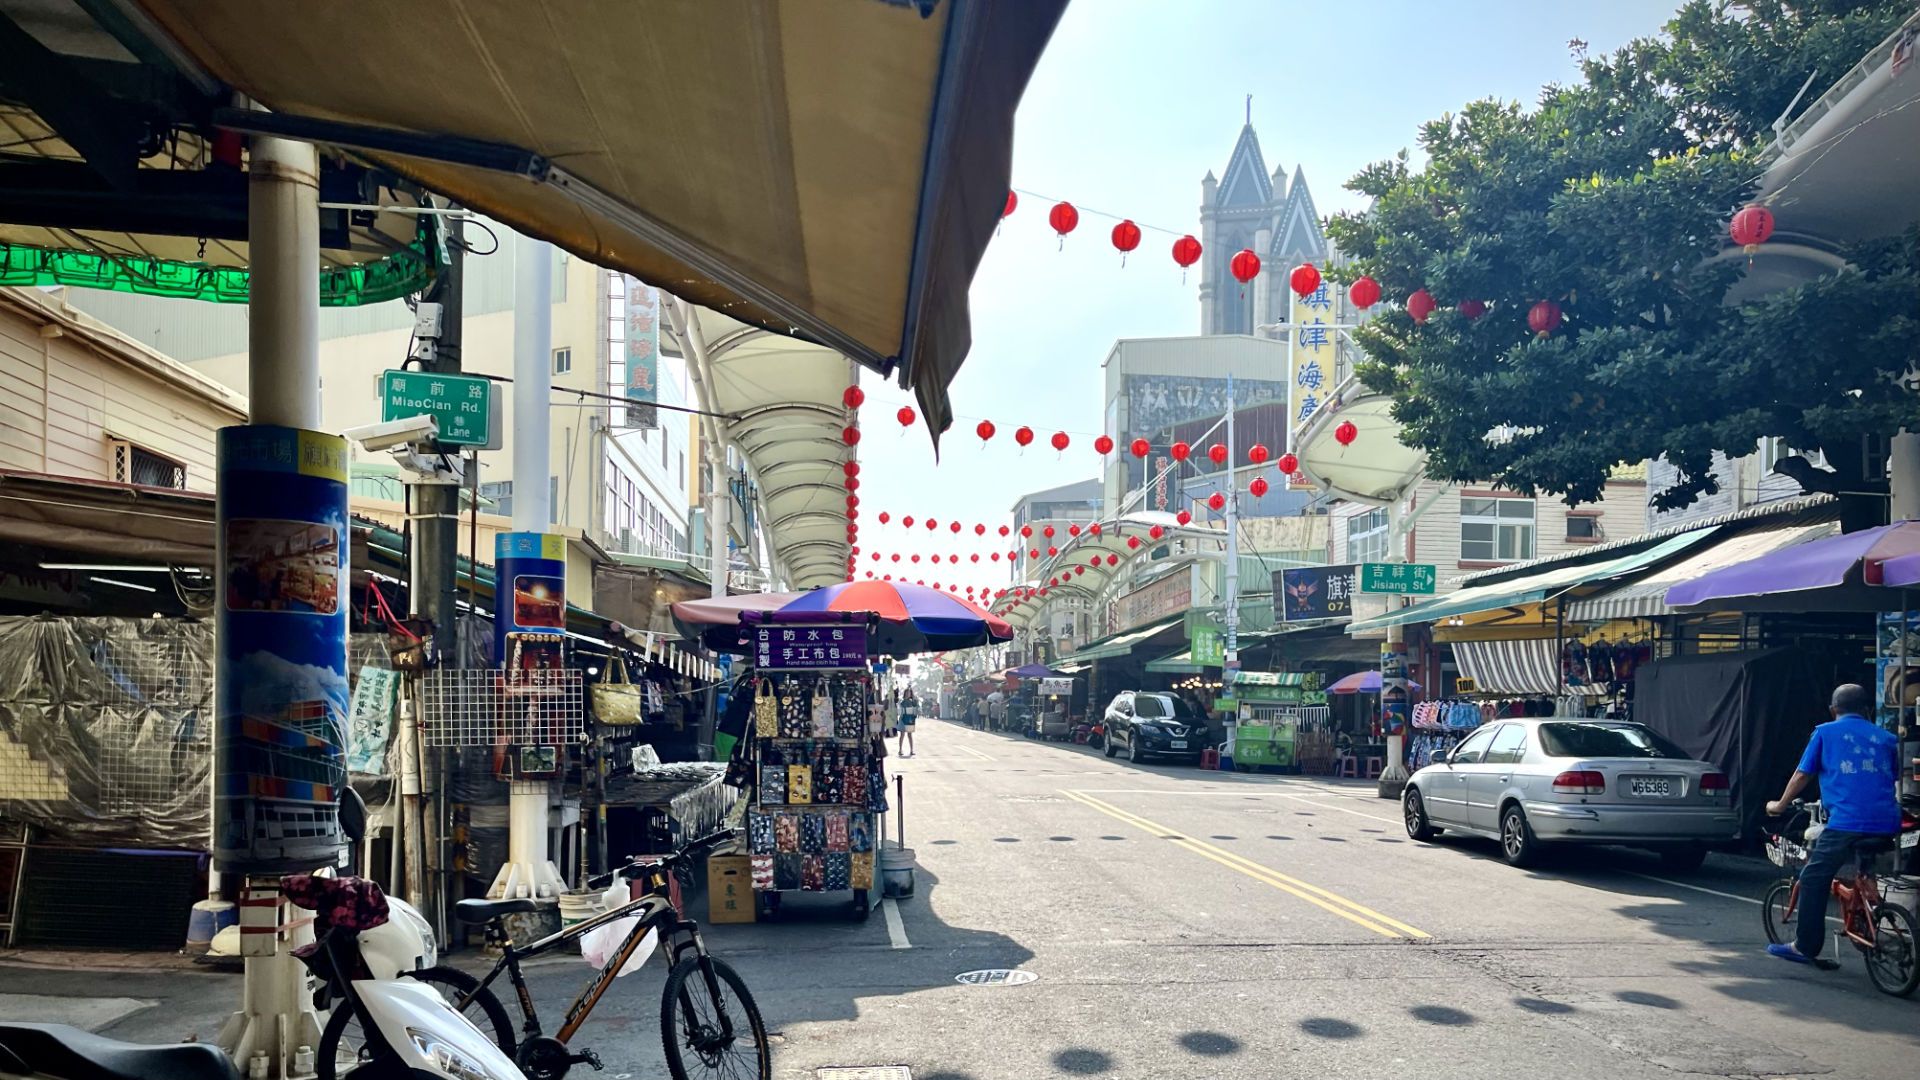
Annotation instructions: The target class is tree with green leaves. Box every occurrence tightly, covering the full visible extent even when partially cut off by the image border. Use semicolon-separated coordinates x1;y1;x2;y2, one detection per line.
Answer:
1326;0;1920;528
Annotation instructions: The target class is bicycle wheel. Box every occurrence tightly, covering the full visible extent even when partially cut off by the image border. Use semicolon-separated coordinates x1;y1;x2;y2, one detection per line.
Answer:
317;966;517;1080
1864;902;1920;998
1760;880;1798;946
659;955;770;1080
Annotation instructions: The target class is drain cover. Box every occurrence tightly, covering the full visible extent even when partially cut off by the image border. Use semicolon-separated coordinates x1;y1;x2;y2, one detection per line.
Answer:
955;968;1038;986
817;1069;912;1080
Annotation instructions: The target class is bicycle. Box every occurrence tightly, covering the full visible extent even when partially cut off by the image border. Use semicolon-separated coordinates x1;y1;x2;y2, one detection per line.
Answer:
1760;800;1920;997
317;830;768;1080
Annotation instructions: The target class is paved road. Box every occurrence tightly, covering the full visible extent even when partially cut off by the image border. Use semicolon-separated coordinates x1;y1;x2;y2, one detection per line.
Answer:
9;717;1918;1078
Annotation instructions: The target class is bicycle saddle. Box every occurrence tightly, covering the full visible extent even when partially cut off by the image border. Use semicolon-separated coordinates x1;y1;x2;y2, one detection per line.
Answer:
0;1024;239;1080
1856;837;1897;856
454;897;541;923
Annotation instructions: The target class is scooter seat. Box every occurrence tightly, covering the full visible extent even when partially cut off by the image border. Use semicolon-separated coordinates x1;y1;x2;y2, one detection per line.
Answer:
454;897;540;923
0;1023;239;1080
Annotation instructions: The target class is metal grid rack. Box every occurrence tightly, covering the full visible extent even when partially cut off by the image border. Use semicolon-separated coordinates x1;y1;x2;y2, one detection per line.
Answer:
420;668;585;748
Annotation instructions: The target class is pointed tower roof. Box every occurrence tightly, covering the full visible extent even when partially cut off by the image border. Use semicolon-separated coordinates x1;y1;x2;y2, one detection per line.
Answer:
1271;165;1326;261
1217;124;1273;209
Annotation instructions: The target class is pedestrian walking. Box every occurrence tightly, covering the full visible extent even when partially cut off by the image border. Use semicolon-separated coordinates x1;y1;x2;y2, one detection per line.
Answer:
898;687;919;757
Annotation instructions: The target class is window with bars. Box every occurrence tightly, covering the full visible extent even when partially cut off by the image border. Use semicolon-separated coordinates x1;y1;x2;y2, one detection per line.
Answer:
110;441;187;489
1460;496;1534;562
1347;508;1389;564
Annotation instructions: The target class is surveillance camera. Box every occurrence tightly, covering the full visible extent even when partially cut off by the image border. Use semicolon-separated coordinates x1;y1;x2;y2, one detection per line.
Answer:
343;415;439;452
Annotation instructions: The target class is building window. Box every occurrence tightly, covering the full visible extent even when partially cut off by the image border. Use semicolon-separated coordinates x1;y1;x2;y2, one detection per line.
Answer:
112;442;187;489
480;480;513;518
677;451;685;489
552;347;572;375
1566;514;1601;541
1460;496;1534;562
551;248;569;302
1347;508;1389;564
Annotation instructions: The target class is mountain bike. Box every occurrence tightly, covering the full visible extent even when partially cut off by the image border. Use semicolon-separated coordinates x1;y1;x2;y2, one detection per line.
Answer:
1761;800;1920;997
318;830;768;1080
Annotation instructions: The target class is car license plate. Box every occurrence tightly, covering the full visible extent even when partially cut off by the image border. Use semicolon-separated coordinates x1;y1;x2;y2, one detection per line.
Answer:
1902;831;1918;849
1170;740;1187;749
1629;777;1674;797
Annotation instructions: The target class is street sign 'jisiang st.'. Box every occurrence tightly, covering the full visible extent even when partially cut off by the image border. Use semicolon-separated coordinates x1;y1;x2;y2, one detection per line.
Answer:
1359;562;1438;595
380;369;501;449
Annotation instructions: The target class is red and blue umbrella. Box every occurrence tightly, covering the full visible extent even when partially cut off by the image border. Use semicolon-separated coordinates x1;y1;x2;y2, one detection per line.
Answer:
776;581;1013;654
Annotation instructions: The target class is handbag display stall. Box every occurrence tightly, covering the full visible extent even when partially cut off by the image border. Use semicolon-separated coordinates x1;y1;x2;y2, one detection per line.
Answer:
741;666;883;902
593;654;647;726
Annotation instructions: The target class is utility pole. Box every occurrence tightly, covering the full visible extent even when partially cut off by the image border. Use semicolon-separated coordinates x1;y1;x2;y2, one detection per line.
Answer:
406;215;464;929
1223;375;1240;676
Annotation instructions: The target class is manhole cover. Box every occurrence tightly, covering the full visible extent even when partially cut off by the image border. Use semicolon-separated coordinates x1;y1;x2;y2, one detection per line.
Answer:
955;968;1038;986
817;1069;912;1080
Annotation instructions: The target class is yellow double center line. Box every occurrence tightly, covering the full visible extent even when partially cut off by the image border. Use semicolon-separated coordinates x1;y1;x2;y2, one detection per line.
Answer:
1061;790;1429;940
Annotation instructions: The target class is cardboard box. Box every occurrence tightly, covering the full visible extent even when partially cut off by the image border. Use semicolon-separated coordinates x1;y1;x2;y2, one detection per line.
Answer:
707;855;755;923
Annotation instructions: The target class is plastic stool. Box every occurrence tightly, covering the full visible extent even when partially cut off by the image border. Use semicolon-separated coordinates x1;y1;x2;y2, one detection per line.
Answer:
1200;748;1220;770
1363;756;1385;780
1334;756;1358;778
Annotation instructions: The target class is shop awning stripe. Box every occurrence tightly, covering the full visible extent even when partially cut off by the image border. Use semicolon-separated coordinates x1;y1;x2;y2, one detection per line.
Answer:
1454;638;1561;696
1565;522;1838;622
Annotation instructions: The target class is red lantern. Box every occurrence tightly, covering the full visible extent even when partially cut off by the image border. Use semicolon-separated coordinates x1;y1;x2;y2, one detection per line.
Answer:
976;419;996;443
1148;525;1164;540
892;554;901;562
1094;434;1114;455
1207;492;1226;512
843;385;865;408
1248;444;1270;465
1229;249;1261;287
1107;554;1119;566
1042;526;1055;538
845;476;860;492
1014;426;1035;448
870;552;879;561
1048;201;1079;244
1730;205;1775;253
1171;441;1191;462
1089;523;1102;536
1172;234;1202;270
911;554;920;563
1130;437;1151;458
878;511;890;524
1277;452;1299;475
975;523;986;536
1049;577;1059;587
1050;431;1070;452
884;574;892;581
1030;549;1040;558
1111;220;1142;264
998;525;1010;537
842;426;861;446
843;460;860;478
845;494;860;508
990;552;1001;561
1127;536;1142;550
1176;509;1192;526
971;554;979;562
1003;191;1018;218
1348;275;1381;310
1407;288;1437;324
1249;476;1270;498
1457;298;1487;320
1207;443;1227;465
1069;525;1081;537
950;521;961;534
904;516;915;527
1527;300;1563;337
1334;420;1359;446
896;405;916;427
926;518;938;530
1289;262;1321;299
1020;525;1032;538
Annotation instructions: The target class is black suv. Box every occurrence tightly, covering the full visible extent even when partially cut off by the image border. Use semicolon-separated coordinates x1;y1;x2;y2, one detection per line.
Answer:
1102;691;1205;764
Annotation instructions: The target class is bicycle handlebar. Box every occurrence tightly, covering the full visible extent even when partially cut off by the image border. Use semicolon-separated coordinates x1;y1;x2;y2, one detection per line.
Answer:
586;829;740;889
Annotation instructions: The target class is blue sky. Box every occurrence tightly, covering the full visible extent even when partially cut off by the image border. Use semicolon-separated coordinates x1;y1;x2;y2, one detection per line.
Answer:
850;0;1683;595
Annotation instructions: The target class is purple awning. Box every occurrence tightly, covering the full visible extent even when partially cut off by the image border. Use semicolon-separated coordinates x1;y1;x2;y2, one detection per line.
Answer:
1664;521;1920;612
1874;551;1920;589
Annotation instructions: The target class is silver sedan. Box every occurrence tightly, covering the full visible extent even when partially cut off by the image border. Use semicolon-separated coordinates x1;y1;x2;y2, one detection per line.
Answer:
1402;718;1738;870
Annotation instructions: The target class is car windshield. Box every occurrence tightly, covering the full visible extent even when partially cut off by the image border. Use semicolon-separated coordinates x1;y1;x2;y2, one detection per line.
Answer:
1134;696;1196;719
1536;722;1689;760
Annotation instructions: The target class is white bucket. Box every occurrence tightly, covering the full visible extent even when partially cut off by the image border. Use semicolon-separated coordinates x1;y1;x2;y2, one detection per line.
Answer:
879;846;916;898
557;890;606;950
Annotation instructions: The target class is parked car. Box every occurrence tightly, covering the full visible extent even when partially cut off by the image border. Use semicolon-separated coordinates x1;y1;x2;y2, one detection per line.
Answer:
1102;691;1204;764
1401;718;1737;870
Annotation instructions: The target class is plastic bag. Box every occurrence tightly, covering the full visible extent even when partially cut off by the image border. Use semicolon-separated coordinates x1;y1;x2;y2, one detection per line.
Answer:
578;881;656;978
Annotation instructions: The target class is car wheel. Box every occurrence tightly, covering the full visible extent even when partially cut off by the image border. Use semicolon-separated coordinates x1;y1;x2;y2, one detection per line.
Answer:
1500;804;1536;867
1403;787;1438;842
1657;845;1708;873
1127;736;1143;764
1103;733;1116;758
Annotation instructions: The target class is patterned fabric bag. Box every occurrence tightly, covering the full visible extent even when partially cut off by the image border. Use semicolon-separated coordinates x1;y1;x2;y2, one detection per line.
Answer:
800;812;828;854
835;680;867;738
786;764;813;804
750;855;775;890
758;766;786;806
779;682;810;738
810;682;836;737
825;811;851;852
848;813;873;853
774;853;802;891
753;679;778;738
850;851;875;890
841;763;867;807
774;813;800;853
801;854;825;891
824;852;851;891
747;812;776;855
867;765;889;813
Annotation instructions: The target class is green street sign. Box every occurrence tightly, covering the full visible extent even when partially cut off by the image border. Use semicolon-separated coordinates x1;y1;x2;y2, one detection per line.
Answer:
380;369;499;448
1359;562;1437;595
1190;626;1225;667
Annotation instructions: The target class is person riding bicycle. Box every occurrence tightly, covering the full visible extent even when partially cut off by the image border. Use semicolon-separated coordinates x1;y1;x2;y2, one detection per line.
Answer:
1764;683;1901;968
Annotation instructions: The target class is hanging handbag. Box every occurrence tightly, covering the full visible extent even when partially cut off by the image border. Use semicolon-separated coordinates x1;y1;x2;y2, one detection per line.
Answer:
787;764;813;804
592;654;646;727
811;681;836;738
754;678;778;738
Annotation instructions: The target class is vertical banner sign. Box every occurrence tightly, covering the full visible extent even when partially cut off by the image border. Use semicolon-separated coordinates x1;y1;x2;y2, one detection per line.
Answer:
1380;639;1410;737
496;532;568;671
624;275;660;430
214;426;351;873
1288;281;1335;489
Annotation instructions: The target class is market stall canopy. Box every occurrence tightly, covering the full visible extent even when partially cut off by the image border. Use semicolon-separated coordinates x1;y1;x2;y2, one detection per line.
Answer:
670;591;801;653
1327;671;1422;695
1293;386;1426;503
137;0;1068;432
1347;529;1715;635
1009;663;1064;679
776;580;1011;655
1454;639;1561;696
1564;521;1839;623
1057;617;1183;665
1668;521;1920;613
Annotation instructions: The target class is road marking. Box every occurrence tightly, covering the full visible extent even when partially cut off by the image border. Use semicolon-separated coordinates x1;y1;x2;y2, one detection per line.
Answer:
1619;870;1762;906
880;897;912;949
1273;795;1406;828
952;745;995;762
1061;790;1429;940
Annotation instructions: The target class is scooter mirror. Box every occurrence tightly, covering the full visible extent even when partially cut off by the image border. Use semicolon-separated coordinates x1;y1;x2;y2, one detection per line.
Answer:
339;787;368;844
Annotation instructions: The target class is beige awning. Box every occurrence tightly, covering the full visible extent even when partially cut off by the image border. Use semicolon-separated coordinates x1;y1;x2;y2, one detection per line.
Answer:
137;0;1068;435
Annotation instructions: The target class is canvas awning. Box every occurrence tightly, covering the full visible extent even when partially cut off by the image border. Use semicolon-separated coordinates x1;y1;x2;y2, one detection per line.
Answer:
137;0;1068;433
1565;522;1840;623
1144;649;1203;674
1454;638;1562;696
1346;529;1716;635
1059;617;1182;665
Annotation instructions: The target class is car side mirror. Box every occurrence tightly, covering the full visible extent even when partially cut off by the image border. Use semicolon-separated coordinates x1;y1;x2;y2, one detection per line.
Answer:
1431;748;1450;765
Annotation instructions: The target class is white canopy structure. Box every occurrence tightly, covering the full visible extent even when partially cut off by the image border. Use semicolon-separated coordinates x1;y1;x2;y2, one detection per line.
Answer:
988;510;1229;630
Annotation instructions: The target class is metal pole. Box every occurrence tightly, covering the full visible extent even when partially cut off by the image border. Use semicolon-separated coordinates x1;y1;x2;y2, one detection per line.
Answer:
1224;376;1239;675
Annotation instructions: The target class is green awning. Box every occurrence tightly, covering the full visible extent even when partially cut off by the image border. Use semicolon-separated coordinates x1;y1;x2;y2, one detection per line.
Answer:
1059;617;1183;664
1145;649;1203;674
1346;528;1717;635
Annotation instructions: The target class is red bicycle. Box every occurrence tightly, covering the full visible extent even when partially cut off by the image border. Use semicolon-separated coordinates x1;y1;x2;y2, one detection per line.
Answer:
1761;800;1920;997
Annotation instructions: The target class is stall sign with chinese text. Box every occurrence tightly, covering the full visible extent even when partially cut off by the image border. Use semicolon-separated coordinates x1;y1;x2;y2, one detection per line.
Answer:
755;624;868;670
1359;562;1437;595
1287;282;1336;489
1275;564;1357;621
